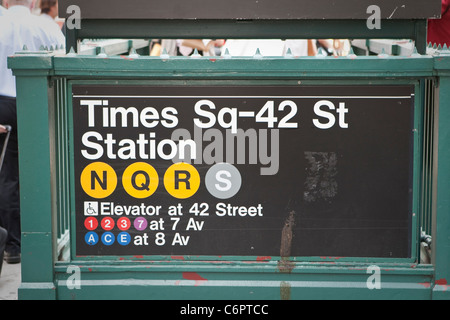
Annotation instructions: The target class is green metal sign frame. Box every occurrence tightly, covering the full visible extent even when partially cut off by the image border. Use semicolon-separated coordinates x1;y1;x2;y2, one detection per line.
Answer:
8;49;450;299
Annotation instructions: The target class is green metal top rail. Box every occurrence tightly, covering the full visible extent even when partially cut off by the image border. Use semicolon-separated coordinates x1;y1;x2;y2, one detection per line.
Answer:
9;45;450;79
58;0;442;54
64;20;431;55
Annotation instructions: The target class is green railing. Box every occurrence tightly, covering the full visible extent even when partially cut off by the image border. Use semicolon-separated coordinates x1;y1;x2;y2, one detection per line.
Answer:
54;77;71;261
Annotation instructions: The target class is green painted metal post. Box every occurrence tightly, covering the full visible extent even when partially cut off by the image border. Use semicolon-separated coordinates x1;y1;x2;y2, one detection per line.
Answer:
8;52;57;299
432;50;450;300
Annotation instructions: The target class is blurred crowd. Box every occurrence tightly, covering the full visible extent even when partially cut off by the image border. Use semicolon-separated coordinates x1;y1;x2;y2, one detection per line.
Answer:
149;39;352;57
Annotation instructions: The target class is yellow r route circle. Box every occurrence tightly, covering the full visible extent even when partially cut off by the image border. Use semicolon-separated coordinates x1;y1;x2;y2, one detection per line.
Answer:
164;162;200;199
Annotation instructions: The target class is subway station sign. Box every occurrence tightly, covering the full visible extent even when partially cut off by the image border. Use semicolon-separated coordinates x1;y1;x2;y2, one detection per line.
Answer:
72;84;414;258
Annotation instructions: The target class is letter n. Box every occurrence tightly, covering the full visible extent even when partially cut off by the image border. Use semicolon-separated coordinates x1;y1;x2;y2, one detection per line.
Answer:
92;171;107;190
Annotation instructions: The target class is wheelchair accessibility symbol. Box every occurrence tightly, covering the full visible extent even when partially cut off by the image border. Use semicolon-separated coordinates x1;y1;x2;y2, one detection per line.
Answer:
84;201;99;216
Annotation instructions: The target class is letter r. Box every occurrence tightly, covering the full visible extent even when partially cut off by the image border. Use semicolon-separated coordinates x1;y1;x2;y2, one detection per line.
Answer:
174;170;191;190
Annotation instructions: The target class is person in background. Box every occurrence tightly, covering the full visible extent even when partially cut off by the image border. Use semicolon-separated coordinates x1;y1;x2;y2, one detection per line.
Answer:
177;39;224;56
427;0;450;46
220;39;287;56
283;39;310;56
39;0;57;20
39;0;64;46
0;0;64;264
0;226;6;276
222;39;318;57
0;2;7;16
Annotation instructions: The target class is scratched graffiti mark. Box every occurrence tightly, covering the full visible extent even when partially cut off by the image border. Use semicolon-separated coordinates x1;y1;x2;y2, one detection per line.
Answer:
304;151;338;203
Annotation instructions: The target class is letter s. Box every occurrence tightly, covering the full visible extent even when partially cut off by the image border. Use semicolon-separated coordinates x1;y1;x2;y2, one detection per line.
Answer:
215;170;232;192
194;100;216;129
81;131;104;160
313;100;336;129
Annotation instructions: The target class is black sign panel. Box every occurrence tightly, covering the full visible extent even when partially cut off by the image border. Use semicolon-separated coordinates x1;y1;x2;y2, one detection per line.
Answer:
72;84;414;258
60;0;441;20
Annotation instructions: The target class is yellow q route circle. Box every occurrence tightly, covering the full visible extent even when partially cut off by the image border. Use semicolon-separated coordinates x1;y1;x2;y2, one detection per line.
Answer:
80;162;117;199
164;162;200;199
122;162;159;199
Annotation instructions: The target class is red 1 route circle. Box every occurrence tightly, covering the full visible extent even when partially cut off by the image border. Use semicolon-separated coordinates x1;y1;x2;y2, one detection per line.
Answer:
84;217;98;231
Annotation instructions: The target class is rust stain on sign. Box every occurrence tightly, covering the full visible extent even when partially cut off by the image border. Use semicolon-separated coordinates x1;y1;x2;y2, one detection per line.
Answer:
278;211;296;274
280;210;295;258
280;281;291;300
